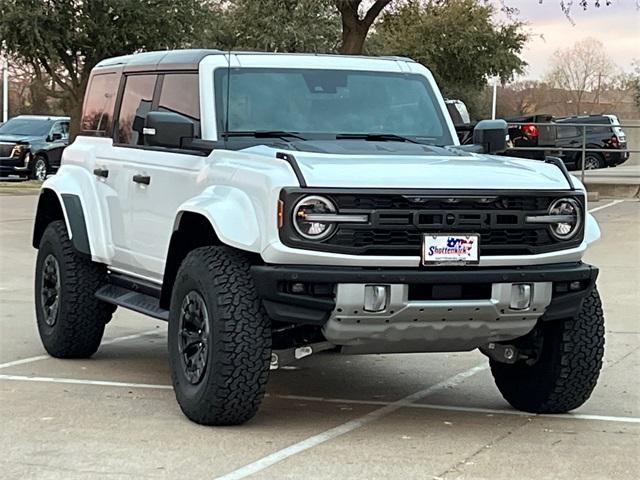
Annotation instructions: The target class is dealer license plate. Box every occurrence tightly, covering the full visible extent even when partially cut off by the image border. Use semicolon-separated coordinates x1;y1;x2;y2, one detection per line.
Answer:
422;234;479;265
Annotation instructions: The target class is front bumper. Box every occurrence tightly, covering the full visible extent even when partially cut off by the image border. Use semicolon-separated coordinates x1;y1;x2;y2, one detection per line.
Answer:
252;262;598;353
0;152;31;174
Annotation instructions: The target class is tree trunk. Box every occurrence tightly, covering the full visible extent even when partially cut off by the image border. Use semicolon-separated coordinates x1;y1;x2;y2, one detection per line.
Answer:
339;24;368;54
67;96;84;142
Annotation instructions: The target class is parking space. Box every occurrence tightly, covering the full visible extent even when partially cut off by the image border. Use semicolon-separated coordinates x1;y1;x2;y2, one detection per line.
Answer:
1;194;639;479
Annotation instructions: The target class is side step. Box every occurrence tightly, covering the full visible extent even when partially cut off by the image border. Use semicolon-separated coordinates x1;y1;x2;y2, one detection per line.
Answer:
95;284;169;321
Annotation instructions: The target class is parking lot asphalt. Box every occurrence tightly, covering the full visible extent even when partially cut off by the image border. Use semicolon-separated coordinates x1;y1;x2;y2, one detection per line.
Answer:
0;194;638;480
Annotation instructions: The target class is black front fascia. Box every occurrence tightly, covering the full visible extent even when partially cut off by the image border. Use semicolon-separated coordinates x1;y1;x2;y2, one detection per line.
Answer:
252;262;598;326
279;188;585;256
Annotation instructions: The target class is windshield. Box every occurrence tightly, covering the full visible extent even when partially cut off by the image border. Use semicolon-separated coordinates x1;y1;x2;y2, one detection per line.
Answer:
0;118;52;136
215;68;453;145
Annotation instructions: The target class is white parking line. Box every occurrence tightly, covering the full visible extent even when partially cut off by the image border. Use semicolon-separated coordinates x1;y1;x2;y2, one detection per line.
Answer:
588;199;625;213
274;394;640;424
1;371;638;426
214;364;487;480
0;328;163;370
0;374;172;390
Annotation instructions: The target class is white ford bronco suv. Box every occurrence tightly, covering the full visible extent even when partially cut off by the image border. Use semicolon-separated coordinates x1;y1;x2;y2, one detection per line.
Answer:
32;50;604;426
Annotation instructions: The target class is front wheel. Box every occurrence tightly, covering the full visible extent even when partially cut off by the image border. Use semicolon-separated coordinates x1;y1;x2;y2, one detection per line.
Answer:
490;287;605;413
31;155;49;181
168;246;271;426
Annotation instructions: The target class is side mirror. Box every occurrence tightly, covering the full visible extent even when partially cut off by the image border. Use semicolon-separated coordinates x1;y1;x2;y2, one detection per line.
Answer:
473;119;508;154
143;111;195;149
50;132;63;142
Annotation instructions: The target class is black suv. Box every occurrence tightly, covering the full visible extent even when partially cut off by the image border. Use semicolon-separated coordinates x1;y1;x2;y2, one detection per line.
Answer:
0;115;70;181
505;114;629;170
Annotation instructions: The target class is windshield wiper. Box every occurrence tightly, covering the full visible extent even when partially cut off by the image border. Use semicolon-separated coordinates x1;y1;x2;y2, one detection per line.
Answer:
335;133;423;144
223;130;307;140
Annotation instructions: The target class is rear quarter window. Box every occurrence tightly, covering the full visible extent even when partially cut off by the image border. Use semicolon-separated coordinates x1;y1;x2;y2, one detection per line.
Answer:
81;73;121;135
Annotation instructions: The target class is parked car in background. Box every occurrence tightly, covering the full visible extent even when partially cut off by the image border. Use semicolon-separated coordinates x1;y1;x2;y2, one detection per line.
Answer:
504;114;628;170
0;115;70;181
552;115;629;170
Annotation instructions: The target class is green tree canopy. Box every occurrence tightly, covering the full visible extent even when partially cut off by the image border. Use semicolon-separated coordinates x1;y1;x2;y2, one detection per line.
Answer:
371;0;528;118
210;0;341;53
0;0;206;134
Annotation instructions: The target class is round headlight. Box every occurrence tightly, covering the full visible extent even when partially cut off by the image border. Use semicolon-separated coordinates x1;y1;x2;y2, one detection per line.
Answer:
548;198;582;240
292;195;336;240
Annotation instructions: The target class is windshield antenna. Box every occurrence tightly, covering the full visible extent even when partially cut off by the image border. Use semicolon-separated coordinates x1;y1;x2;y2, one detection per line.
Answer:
223;50;232;149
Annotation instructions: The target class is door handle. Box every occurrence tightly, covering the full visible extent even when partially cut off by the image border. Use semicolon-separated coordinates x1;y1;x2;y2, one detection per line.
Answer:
132;174;151;185
93;168;109;178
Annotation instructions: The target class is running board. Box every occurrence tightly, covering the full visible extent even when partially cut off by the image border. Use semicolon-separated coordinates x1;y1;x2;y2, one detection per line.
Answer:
95;284;169;321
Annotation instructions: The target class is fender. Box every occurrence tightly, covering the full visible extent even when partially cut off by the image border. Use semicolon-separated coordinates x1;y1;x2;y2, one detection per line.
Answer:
33;165;113;263
175;185;263;252
584;212;601;246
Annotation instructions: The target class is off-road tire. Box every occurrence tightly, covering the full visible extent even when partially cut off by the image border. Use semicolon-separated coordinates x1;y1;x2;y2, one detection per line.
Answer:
35;220;115;358
168;246;271;426
490;287;605;413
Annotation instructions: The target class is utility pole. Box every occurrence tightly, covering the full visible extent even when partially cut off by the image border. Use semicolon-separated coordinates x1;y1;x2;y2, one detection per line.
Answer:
1;43;8;123
491;77;498;120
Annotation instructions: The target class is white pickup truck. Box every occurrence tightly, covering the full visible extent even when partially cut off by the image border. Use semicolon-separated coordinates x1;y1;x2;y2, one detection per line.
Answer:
32;50;604;425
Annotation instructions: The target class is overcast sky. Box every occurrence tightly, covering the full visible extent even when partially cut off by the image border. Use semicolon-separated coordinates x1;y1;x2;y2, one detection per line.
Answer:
495;0;640;80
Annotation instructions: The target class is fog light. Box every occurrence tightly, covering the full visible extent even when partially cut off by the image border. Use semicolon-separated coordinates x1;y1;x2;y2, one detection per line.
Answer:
569;281;582;291
290;282;306;294
364;285;388;312
510;284;532;310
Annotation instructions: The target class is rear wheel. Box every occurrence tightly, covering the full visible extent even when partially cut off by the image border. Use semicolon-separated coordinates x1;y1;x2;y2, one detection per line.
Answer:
583;153;604;170
35;220;115;358
168;246;271;425
490;288;605;413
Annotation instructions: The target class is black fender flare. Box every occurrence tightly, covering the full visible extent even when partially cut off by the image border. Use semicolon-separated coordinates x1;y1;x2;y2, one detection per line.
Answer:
33;189;91;256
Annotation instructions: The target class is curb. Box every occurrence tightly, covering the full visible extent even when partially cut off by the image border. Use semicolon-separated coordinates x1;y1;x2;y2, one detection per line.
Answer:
0;187;41;196
584;183;640;200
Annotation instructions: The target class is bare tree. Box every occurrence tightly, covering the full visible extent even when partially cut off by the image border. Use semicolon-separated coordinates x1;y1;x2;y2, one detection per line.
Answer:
546;38;615;114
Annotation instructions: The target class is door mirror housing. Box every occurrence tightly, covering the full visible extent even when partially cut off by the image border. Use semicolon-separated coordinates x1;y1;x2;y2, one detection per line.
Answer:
143;111;195;149
473;119;508;154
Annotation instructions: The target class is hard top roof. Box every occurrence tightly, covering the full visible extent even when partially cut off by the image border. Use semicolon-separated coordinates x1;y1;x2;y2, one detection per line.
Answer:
12;115;70;121
93;49;416;72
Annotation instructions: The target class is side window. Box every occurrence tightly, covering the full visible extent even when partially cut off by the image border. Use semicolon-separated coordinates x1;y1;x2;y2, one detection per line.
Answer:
50;122;66;139
115;75;157;146
81;73;120;135
157;73;200;137
586;125;611;136
60;122;70;137
556;125;580;139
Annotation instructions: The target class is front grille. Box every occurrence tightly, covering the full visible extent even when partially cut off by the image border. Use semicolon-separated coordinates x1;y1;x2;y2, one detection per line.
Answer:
280;189;584;256
0;143;15;157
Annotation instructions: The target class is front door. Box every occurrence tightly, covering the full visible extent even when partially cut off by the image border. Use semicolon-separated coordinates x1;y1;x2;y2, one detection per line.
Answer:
108;72;203;282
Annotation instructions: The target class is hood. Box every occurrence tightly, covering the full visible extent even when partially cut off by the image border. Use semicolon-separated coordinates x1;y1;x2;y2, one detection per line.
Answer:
244;144;575;191
0;134;40;144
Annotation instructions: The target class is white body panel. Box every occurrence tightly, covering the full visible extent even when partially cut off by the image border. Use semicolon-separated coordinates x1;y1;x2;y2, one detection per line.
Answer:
42;52;599;283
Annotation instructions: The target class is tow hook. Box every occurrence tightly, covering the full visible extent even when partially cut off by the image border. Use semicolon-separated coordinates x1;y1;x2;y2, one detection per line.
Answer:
270;341;335;370
480;342;522;364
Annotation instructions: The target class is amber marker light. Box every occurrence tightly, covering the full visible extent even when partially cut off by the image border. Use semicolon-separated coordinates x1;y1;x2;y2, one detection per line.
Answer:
277;200;284;228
